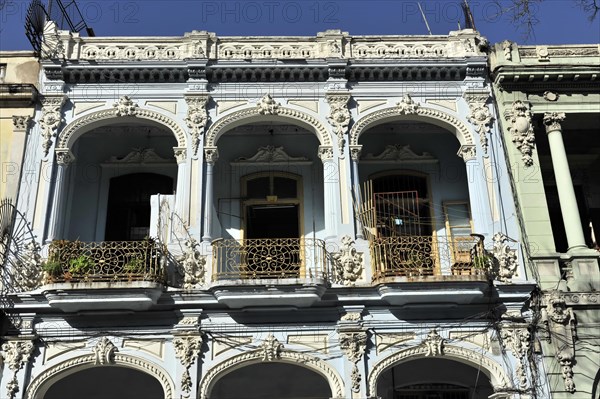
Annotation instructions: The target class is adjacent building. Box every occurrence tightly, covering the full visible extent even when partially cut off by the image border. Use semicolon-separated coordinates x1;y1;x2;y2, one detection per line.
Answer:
490;42;600;399
3;21;595;399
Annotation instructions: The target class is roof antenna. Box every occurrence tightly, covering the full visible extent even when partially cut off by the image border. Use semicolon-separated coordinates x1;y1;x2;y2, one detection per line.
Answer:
417;3;432;35
461;0;476;30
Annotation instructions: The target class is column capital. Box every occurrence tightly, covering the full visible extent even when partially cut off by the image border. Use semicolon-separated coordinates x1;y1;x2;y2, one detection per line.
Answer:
173;147;187;164
318;145;334;162
204;147;219;164
543;112;566;133
349;145;362;161
55;148;75;165
457;145;477;162
12;115;33;132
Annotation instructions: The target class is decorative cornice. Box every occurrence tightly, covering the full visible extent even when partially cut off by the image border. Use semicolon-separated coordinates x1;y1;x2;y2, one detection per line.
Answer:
58;104;187;149
349;103;474;147
205;103;330;147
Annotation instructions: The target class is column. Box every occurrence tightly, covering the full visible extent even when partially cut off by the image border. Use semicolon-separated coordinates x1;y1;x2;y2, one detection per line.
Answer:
46;149;74;242
202;147;218;243
543;112;587;251
174;147;190;223
319;146;337;240
458;145;490;235
350;145;364;239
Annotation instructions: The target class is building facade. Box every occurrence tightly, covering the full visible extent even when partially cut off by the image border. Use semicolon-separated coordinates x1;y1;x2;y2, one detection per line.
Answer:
0;23;551;399
490;42;600;399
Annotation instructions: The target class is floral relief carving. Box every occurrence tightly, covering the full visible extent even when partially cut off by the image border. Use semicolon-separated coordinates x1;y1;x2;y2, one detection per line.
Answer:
256;94;280;115
318;146;334;161
542;290;577;393
543;112;566;133
113;96;139;117
326;93;351;154
177;237;206;290
500;325;530;390
1;340;34;399
19;240;43;291
92;337;118;365
55;149;75;165
504;101;535;167
339;331;367;393
260;334;284;362
492;233;518;283
173;336;203;393
465;97;493;155
204;147;219;164
12;116;32;131
39;96;66;156
396;94;419;114
332;235;363;286
422;329;444;357
185;96;209;155
457;145;476;162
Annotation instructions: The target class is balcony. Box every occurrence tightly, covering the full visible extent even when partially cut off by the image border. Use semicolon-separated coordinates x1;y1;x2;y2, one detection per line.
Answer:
209;238;329;308
41;239;165;312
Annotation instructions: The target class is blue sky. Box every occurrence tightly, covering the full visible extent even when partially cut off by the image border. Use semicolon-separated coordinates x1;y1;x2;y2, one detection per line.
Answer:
1;0;599;51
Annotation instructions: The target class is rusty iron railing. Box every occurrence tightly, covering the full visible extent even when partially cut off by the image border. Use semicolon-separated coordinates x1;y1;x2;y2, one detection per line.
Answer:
370;235;487;279
212;238;328;280
45;239;165;283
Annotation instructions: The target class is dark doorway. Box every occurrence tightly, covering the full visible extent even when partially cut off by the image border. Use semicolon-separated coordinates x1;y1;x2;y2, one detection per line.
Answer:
105;173;173;241
246;205;299;239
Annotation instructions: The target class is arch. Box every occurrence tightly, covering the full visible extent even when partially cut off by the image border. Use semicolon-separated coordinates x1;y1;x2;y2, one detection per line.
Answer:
204;105;331;147
199;350;344;399
57;107;187;150
25;354;176;399
367;345;512;397
349;104;475;147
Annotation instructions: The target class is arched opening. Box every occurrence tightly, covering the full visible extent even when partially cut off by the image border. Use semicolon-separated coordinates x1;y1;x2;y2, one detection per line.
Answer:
376;358;494;399
105;173;173;241
354;120;482;279
42;366;164;399
209;362;332;399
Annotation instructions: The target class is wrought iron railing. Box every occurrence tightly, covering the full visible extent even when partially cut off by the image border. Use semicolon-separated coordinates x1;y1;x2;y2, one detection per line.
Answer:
45;239;165;283
212;238;328;280
370;235;487;279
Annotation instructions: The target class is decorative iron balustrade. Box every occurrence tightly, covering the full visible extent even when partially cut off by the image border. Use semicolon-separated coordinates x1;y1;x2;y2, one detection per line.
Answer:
371;235;487;279
212;238;328;280
45;239;165;283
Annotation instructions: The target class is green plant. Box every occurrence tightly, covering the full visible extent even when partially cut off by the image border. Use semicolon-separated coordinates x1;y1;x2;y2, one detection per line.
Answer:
68;254;94;275
42;260;62;277
473;255;492;269
124;257;145;274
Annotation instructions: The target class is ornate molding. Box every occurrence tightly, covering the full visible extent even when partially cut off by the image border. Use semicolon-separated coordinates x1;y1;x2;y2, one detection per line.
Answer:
339;331;367;364
204;147;219;164
260;334;284;362
396;94;420;114
464;93;493;155
55;148;75;165
105;148;173;164
256;94;280;115
1;340;35;399
326;93;351;154
541;290;577;393
543;112;566;133
349;145;362;162
499;324;531;390
58;105;187;149
422;329;445;357
457;145;477;162
362;144;437;163
367;344;512;396
18;240;43;291
318;145;334;162
176;238;206;290
204;103;330;147
234;145;309;164
503;101;535;167
113;96;138;116
173;335;203;393
198;347;344;399
349;103;473;147
174;147;187;164
185;95;210;154
92;337;118;365
39;95;66;156
492;233;518;283
25;353;175;399
332;235;363;286
12;115;33;131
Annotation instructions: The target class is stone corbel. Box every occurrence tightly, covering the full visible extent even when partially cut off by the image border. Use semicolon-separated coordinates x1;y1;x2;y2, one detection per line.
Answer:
541;290;577;393
92;337;118;365
504;101;535;167
326;93;351;155
463;91;493;156
185;95;210;155
39;95;66;157
422;329;445;357
1;339;35;399
259;333;284;362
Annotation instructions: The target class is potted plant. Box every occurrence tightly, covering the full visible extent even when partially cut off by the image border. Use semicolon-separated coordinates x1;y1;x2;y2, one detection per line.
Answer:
42;260;63;282
68;254;94;276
